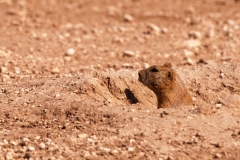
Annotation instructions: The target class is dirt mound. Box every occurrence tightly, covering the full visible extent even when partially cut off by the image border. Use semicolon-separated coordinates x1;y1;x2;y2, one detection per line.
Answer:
1;0;240;159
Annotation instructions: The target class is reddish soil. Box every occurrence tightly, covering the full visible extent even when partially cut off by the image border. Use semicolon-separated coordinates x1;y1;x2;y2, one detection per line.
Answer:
0;0;240;159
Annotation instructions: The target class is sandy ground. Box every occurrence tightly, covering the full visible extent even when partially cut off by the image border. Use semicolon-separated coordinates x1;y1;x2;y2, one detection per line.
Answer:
0;0;240;159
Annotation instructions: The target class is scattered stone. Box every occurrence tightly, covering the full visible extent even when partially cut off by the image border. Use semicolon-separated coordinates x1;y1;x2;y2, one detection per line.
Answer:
51;67;60;74
28;146;35;151
147;23;160;35
10;141;18;146
183;49;194;57
55;94;61;98
66;48;75;56
102;147;111;152
23;137;29;142
123;50;135;57
122;63;133;69
39;142;46;149
123;14;134;22
185;6;195;14
214;153;222;158
206;29;215;38
128;147;135;152
87;138;94;143
186;58;195;65
144;63;150;68
78;133;88;139
188;31;202;39
215;103;222;108
161;27;168;34
5;151;13;160
0;50;8;57
110;149;118;155
183;39;201;48
0;66;8;73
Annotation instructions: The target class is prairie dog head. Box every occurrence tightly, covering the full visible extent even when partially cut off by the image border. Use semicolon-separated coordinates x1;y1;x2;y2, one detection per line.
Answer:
138;63;176;93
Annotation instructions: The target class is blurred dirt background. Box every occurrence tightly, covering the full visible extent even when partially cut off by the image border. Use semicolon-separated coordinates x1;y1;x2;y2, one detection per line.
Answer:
0;0;240;159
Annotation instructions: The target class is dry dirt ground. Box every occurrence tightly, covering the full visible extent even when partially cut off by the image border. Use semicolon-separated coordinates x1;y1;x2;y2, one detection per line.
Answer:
0;0;240;159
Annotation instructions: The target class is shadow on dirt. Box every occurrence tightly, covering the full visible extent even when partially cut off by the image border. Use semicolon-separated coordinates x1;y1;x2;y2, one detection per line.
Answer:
124;88;138;104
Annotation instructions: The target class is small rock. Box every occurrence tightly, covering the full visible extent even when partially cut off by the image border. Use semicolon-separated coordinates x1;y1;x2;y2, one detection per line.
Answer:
102;147;111;152
123;50;135;57
183;39;201;48
110;149;118;155
128;147;135;152
215;103;222;108
66;48;75;56
144;63;150;68
0;50;8;57
5;152;13;160
51;67;60;74
28;146;35;151
147;23;160;35
78;133;88;139
215;153;222;158
186;58;195;65
206;29;215;38
87;138;94;143
10;141;18;146
161;27;168;34
185;6;195;14
0;66;8;73
55;94;61;99
122;63;133;69
123;14;134;22
189;31;202;39
183;49;194;57
39;142;46;149
23;137;29;142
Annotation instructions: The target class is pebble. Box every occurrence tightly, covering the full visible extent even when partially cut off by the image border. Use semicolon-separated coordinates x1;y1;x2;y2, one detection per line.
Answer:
215;153;222;158
123;14;134;22
51;67;60;74
186;58;195;65
183;49;194;57
23;137;29;142
102;147;111;152
206;29;215;38
5;151;13;160
110;149;118;155
28;146;35;151
66;48;75;56
87;138;94;143
123;50;135;57
128;147;135;152
122;63;133;68
0;66;8;73
78;133;88;139
161;27;168;34
0;50;8;57
144;63;150;68
10;141;18;146
215;103;222;108
147;23;160;35
39;142;46;149
55;94;61;100
188;31;202;39
183;39;201;48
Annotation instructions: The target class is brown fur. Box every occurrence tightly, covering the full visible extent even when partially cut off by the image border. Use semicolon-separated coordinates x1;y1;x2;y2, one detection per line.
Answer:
138;63;193;108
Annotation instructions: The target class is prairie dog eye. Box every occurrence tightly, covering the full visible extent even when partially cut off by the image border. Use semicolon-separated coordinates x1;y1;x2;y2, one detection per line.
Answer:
151;67;159;72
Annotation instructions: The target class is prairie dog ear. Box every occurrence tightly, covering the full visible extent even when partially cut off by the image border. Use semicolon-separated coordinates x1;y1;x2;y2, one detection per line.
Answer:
167;71;174;80
163;62;172;68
